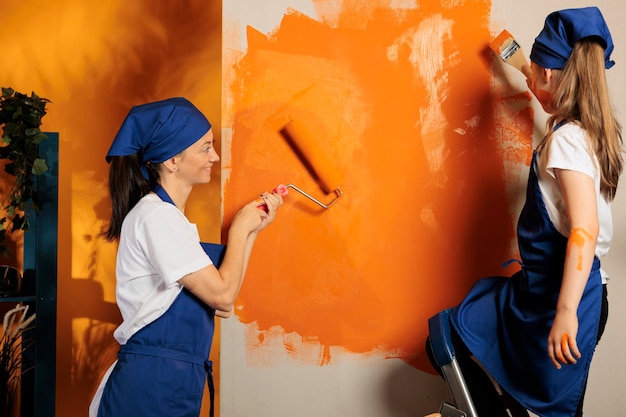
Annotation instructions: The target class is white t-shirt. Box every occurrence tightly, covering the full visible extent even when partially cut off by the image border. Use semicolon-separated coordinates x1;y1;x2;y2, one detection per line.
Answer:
113;193;213;345
90;193;213;417
536;122;613;282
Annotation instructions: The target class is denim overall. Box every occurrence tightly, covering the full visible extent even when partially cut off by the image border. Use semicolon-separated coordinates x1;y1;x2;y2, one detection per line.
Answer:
97;186;225;417
450;152;602;417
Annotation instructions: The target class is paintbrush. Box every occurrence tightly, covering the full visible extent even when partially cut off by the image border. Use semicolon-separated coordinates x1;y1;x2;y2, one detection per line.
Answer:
489;29;531;78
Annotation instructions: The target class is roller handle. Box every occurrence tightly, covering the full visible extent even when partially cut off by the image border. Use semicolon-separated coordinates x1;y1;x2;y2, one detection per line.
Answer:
281;119;344;194
258;184;289;212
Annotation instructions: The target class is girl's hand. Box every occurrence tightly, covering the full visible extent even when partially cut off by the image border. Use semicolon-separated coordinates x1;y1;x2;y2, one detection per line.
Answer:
547;169;598;370
547;310;581;369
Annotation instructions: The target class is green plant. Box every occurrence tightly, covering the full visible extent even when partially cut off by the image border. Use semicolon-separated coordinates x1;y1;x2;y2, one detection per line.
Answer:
0;304;35;417
0;87;50;258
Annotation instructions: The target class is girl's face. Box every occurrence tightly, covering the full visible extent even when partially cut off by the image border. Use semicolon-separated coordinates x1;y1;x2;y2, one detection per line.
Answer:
176;129;219;185
526;61;557;114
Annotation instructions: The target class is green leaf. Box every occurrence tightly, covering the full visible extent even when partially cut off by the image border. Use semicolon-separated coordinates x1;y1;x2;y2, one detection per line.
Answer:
0;86;50;244
31;158;48;175
33;132;47;145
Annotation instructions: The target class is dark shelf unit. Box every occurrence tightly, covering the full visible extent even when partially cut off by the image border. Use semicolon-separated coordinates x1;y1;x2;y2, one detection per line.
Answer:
0;133;58;417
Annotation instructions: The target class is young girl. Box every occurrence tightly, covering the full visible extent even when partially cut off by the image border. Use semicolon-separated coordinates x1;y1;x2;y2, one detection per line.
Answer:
90;97;283;417
442;7;622;417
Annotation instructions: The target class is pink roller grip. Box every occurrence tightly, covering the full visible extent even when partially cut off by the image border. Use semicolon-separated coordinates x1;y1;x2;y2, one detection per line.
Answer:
257;184;289;212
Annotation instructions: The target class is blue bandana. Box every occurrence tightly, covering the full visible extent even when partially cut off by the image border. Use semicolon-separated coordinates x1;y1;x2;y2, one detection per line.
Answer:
106;97;212;177
530;7;615;70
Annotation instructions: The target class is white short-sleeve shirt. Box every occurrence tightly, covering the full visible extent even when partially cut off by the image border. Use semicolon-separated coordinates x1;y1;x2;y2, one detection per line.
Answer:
90;193;213;416
113;193;212;345
536;122;613;282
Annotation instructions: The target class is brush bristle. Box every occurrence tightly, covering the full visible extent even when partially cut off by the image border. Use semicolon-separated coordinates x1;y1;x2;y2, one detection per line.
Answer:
488;29;514;55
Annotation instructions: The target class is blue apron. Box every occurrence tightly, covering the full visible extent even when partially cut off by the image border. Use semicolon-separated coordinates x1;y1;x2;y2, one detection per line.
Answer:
97;186;226;417
450;152;602;417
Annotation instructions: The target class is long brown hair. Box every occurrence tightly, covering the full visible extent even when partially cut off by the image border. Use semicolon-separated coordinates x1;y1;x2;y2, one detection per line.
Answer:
539;38;623;201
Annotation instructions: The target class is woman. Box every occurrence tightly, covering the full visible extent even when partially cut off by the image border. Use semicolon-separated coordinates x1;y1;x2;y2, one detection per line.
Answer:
436;7;622;417
89;97;283;417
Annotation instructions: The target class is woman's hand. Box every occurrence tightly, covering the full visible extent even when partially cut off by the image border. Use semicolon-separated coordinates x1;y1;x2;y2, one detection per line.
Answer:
229;189;284;237
229;200;267;236
548;310;581;369
256;190;283;231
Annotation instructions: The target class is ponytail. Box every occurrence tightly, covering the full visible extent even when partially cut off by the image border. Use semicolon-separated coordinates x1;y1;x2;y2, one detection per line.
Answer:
102;155;152;241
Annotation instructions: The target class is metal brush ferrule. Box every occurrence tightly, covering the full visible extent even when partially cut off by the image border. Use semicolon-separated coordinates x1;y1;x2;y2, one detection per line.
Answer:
501;39;520;61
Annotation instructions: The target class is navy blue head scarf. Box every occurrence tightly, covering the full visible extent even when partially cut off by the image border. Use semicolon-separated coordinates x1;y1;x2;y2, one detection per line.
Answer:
106;97;212;178
530;6;615;70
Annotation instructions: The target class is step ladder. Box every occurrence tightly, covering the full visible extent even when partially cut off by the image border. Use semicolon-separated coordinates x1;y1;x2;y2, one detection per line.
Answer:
427;309;529;417
427;309;477;417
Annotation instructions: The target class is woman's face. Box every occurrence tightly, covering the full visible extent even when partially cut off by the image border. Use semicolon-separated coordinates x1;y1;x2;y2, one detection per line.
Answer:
176;129;219;185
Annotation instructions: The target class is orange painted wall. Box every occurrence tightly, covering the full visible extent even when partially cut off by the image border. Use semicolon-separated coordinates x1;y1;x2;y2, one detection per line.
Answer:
0;2;222;415
223;0;534;372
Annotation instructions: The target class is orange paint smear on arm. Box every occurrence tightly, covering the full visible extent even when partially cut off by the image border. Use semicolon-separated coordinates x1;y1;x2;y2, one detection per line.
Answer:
569;227;594;271
557;333;570;364
561;333;569;352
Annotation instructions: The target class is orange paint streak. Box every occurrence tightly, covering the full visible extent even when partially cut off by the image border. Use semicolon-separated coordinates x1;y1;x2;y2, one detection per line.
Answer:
570;227;593;271
561;332;569;353
224;1;534;372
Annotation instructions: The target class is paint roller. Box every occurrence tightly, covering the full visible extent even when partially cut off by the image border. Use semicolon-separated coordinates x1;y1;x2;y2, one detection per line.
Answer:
258;118;344;210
